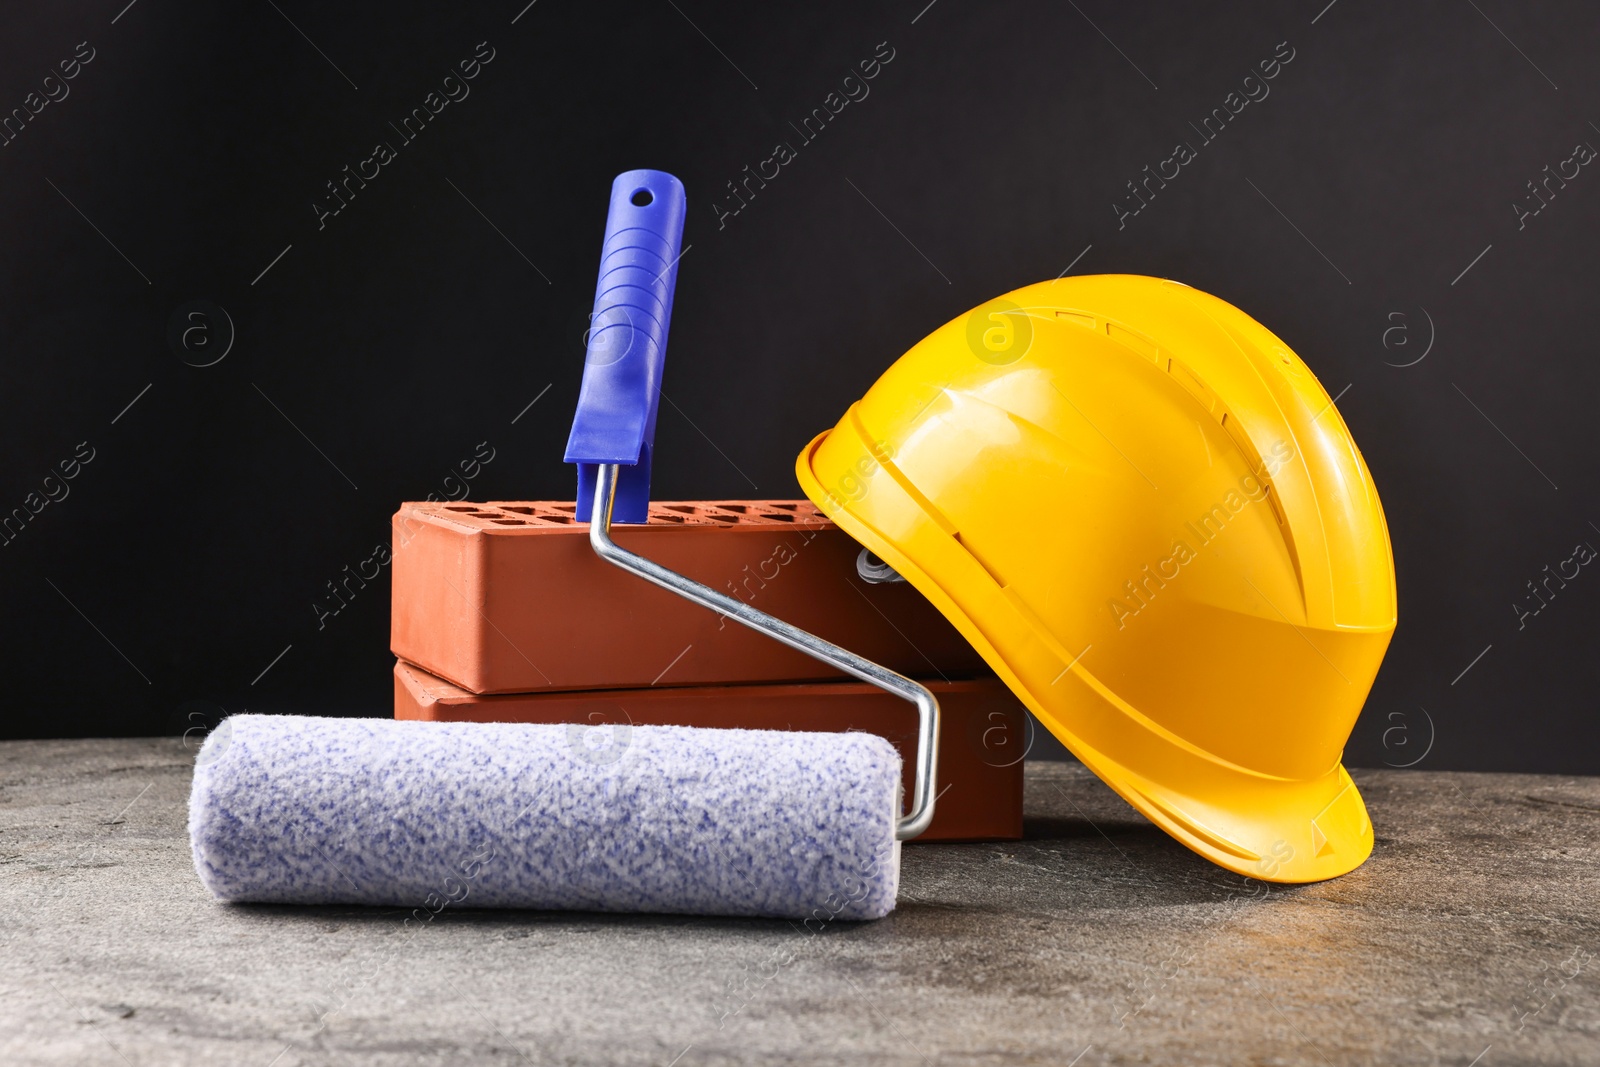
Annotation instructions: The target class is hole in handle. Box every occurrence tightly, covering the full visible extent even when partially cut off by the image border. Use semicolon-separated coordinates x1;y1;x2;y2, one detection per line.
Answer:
630;188;653;207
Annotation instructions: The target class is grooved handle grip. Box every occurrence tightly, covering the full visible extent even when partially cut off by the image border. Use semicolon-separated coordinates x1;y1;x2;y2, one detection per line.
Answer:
564;170;687;524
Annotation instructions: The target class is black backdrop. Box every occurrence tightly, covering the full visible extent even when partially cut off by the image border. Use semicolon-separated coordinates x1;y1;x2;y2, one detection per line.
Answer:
3;0;1597;774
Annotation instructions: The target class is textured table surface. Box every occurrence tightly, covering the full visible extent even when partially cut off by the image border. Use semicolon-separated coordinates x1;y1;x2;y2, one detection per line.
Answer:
1;737;1596;1066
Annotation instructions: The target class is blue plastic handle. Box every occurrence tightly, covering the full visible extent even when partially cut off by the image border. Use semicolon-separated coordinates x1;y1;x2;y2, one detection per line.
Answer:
564;169;687;524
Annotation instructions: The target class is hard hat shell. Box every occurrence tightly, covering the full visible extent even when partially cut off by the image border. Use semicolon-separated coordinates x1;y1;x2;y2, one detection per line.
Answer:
796;275;1396;883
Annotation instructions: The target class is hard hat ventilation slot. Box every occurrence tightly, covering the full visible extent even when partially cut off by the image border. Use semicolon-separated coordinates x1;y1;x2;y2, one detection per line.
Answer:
1106;322;1160;363
1218;410;1259;466
1264;485;1288;527
1168;357;1219;413
953;531;1007;588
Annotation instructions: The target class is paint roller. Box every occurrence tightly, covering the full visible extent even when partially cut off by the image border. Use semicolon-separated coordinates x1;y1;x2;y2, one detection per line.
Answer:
187;169;940;919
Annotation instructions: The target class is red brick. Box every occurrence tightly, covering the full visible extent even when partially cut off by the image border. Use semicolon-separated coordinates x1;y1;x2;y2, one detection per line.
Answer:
391;500;985;694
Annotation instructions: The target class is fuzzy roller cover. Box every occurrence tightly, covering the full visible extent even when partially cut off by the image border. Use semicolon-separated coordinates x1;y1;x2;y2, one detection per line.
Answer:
188;714;902;919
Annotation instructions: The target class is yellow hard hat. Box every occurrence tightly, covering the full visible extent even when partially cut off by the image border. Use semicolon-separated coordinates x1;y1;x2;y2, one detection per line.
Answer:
796;274;1396;883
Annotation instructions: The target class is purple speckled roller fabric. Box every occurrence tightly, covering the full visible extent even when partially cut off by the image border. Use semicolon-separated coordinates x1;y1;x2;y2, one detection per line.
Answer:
188;714;902;919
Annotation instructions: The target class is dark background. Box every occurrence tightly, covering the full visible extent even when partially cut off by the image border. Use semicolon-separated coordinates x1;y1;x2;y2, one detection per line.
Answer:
1;0;1595;773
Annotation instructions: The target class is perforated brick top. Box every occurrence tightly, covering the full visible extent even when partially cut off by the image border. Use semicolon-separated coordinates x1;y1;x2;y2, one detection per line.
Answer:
401;500;832;530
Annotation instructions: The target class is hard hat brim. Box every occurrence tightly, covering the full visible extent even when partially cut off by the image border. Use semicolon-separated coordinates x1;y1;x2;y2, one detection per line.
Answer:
797;429;1374;884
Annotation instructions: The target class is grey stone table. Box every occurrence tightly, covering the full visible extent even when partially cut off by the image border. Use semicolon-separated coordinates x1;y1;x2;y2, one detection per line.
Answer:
2;738;1597;1066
